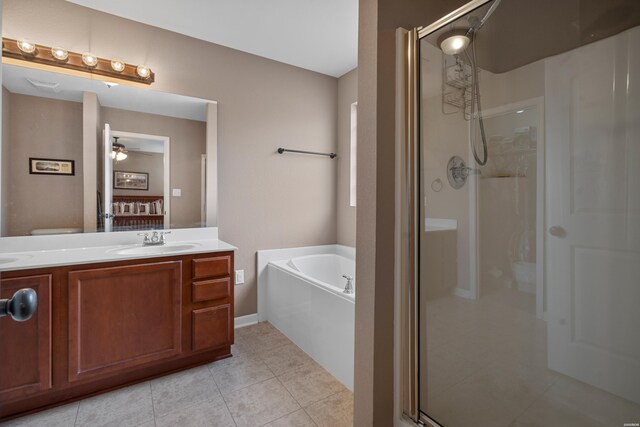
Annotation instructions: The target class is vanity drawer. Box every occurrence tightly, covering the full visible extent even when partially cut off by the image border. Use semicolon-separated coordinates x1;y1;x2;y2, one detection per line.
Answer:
192;305;231;351
192;277;230;303
192;256;231;280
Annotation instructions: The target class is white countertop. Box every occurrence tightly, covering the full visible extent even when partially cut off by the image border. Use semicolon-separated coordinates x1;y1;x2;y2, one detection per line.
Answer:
425;218;458;232
0;227;236;272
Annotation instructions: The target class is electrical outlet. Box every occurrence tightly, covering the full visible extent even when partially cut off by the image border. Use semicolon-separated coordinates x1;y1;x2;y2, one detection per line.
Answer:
235;270;245;284
172;188;182;197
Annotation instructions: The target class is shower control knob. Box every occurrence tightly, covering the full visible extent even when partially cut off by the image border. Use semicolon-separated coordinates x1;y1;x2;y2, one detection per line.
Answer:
0;288;38;322
548;226;566;237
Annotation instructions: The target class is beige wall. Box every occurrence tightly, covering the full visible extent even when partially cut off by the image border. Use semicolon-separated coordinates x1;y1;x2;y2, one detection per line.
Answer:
113;152;164;196
337;68;358;247
3;0;338;316
355;0;467;425
102;107;205;229
1;87;10;235
4;92;84;236
82;91;100;232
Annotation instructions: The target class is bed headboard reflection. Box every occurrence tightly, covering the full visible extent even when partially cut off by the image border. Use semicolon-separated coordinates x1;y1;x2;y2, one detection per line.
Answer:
112;195;164;231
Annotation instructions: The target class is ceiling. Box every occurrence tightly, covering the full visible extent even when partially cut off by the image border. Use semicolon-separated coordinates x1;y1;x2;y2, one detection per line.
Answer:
422;0;640;74
2;64;211;121
66;0;358;78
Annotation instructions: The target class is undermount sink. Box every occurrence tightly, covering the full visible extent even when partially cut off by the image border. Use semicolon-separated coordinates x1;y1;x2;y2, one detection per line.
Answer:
108;243;202;256
0;254;33;265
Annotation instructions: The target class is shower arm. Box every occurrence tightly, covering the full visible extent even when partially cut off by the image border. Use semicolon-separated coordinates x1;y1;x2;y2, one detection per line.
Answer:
466;0;502;35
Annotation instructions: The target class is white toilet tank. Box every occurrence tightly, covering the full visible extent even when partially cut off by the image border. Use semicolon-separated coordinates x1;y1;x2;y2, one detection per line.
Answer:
31;228;83;236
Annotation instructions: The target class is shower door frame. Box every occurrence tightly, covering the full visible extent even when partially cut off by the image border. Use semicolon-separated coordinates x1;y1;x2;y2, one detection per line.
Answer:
399;0;495;424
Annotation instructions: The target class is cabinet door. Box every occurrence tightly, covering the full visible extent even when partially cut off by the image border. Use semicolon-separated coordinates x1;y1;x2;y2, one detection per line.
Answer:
0;275;51;401
68;261;182;382
192;304;231;351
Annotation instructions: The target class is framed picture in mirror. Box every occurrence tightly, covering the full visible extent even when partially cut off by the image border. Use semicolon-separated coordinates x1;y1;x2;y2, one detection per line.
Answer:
113;171;149;191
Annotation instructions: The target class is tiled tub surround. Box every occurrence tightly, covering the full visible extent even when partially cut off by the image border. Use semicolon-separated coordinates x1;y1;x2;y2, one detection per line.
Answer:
258;245;355;390
0;322;354;427
0;227;236;272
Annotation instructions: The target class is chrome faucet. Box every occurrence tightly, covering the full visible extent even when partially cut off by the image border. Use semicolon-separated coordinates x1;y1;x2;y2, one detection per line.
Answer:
342;274;354;294
138;231;171;246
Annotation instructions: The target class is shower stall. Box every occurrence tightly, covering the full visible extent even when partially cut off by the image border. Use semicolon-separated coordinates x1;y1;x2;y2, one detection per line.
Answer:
400;0;640;425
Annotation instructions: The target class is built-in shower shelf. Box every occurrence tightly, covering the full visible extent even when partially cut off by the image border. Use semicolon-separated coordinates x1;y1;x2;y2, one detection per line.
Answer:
490;147;536;156
480;175;527;179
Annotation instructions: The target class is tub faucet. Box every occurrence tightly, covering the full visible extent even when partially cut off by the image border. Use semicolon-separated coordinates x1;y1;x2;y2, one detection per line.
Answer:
342;274;354;294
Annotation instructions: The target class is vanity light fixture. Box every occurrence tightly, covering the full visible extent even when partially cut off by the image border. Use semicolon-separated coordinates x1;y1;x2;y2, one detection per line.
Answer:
2;37;155;86
16;39;37;54
51;47;69;61
136;65;151;79
82;52;98;67
110;58;125;73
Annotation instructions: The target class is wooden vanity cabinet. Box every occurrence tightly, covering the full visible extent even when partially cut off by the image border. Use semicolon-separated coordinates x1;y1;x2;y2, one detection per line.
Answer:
0;250;234;422
0;275;52;402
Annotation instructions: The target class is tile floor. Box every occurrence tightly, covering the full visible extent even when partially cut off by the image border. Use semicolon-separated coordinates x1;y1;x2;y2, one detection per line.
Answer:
1;322;353;427
422;285;640;426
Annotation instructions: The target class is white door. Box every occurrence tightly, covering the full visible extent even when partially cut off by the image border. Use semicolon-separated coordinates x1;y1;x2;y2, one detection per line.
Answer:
103;124;112;233
546;27;640;404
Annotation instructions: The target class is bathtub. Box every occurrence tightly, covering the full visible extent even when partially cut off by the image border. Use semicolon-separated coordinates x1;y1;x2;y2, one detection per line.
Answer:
259;245;355;390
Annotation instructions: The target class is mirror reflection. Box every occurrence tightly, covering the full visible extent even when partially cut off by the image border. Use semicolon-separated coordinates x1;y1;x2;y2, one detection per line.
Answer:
1;63;216;236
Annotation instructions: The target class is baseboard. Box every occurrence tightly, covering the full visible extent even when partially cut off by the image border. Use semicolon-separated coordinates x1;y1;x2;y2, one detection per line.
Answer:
453;287;473;299
234;313;258;329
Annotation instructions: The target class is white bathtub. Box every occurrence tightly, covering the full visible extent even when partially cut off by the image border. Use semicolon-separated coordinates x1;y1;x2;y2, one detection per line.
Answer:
259;245;355;390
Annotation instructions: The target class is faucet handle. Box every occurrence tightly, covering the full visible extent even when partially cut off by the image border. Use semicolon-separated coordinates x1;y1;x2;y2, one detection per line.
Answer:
342;274;353;281
137;232;149;236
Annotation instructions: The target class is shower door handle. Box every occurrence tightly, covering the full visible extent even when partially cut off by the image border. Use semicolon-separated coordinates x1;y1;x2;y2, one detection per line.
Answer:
0;288;38;322
548;226;566;237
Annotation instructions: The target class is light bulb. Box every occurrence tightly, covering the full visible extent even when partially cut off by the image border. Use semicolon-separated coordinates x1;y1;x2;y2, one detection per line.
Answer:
110;151;117;160
116;152;128;161
438;30;471;56
51;47;68;61
136;65;151;79
17;40;36;54
82;52;98;67
110;58;125;73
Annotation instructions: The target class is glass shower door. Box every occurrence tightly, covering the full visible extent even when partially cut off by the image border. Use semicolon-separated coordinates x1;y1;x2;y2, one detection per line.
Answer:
414;0;640;425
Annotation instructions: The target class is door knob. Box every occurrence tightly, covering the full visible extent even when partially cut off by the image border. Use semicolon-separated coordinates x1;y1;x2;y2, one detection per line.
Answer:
548;226;566;237
0;288;38;322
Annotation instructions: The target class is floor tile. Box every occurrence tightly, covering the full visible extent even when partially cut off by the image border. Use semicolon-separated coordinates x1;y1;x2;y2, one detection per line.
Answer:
264;409;317;426
305;390;353;427
0;402;79;427
427;377;521;427
210;354;274;394
151;365;220;417
278;362;346;407
544;375;640;426
261;343;314;376
154;395;235;427
246;323;291;354
511;395;605;427
224;378;300;427
75;382;153;427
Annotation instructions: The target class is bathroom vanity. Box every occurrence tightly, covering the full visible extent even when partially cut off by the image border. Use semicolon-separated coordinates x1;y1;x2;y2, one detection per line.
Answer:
0;236;235;421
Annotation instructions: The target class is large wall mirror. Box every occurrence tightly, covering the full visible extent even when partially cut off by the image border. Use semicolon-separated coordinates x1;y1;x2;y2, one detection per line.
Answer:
0;63;218;237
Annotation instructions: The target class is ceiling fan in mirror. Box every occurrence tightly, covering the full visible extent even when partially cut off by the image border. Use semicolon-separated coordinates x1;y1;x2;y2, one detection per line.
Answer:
111;137;128;162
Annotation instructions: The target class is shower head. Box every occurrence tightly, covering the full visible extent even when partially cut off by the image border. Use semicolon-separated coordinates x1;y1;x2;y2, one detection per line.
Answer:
438;30;471;55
